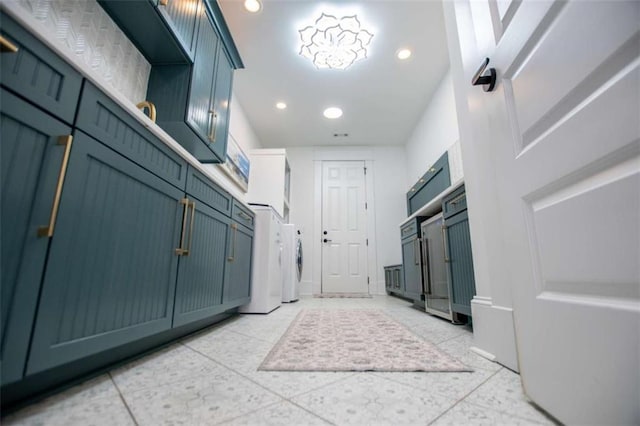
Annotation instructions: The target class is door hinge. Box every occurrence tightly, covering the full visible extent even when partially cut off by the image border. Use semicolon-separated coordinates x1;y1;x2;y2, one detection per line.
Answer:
367;276;370;284
366;238;369;246
365;202;368;210
364;167;367;175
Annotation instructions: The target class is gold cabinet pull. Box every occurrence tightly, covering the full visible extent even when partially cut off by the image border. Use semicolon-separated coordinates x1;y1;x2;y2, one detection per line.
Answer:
0;35;18;53
136;101;156;123
208;110;218;143
38;135;73;238
227;223;237;262
159;0;169;6
236;210;252;221
185;200;196;256
175;198;190;255
441;224;451;263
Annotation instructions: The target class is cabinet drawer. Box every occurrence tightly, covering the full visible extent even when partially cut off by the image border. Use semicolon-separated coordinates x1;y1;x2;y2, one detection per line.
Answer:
76;82;188;190
407;152;450;215
185;166;232;215
0;15;83;125
400;217;426;240
231;200;254;229
443;184;467;219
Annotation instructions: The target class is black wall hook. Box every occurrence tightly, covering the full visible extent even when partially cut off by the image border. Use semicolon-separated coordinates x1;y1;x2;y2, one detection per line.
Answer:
471;57;496;92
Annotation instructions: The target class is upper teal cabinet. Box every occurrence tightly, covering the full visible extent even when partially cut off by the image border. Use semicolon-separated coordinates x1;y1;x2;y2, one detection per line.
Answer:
98;0;200;64
146;1;242;163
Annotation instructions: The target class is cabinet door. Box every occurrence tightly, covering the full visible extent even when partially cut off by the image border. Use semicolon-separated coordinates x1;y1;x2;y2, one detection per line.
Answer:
0;90;72;385
186;8;219;144
156;0;200;60
173;201;230;327
384;269;392;291
0;14;82;125
223;223;253;307
208;48;233;161
26;131;184;375
445;210;476;316
401;237;423;301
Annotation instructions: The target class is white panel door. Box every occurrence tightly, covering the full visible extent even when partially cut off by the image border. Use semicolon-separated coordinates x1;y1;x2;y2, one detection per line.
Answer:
451;0;639;423
321;161;368;294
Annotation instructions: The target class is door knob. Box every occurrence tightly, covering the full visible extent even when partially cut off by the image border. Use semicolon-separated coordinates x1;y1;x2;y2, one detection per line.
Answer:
323;238;332;243
471;57;496;92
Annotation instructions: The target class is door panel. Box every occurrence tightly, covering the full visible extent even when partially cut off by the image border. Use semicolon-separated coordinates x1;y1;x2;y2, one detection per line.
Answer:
186;7;218;142
445;211;476;316
156;0;200;59
27;131;183;375
451;0;639;422
209;49;233;160
173;201;229;327
1;90;72;384
223;224;253;305
401;238;422;300
321;161;368;293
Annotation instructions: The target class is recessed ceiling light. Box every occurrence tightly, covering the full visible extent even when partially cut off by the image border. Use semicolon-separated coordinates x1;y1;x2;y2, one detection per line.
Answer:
397;48;412;60
276;102;287;110
244;0;261;13
323;107;343;119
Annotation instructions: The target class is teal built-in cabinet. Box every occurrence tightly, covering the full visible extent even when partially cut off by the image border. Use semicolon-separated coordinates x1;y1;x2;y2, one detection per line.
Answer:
0;12;252;407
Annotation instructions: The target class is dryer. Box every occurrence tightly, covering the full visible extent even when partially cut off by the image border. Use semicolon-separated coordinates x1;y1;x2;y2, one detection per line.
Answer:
281;224;302;302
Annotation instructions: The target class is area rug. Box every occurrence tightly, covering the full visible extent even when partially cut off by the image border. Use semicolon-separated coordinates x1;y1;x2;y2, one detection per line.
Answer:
313;293;372;298
259;309;472;372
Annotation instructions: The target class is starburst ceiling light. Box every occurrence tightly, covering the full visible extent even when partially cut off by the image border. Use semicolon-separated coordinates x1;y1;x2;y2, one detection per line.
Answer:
298;13;374;70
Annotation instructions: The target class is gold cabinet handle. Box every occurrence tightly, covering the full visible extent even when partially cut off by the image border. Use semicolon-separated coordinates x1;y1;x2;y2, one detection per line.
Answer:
38;135;73;238
0;35;18;53
185;201;196;256
449;193;466;206
175;198;189;255
227;223;237;262
159;0;169;6
208;110;218;143
236;210;252;221
414;237;420;265
441;224;451;263
136;101;156;123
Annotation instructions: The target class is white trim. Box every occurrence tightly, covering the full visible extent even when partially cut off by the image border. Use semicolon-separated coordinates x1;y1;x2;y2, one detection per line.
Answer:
470;297;520;372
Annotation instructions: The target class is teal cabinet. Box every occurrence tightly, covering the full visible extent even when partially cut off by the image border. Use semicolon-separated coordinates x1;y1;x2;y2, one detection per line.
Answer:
146;2;241;163
407;152;451;216
223;222;253;306
0;90;73;385
384;265;403;295
26;131;184;375
401;236;423;301
443;186;476;317
98;0;199;64
173;201;231;327
0;14;82;125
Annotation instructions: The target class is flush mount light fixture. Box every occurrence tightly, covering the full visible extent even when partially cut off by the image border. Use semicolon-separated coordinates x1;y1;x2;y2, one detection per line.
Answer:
244;0;261;13
397;48;412;60
323;107;343;119
276;102;287;110
299;13;373;70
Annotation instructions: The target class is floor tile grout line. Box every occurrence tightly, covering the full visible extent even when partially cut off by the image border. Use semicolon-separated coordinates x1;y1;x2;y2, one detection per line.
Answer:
426;367;503;425
107;371;140;426
181;342;349;425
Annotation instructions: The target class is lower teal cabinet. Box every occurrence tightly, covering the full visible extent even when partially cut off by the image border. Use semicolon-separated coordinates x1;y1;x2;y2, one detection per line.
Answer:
26;131;184;375
172;201;231;327
444;209;476;316
223;222;253;306
401;236;423;301
0;89;73;385
384;265;403;295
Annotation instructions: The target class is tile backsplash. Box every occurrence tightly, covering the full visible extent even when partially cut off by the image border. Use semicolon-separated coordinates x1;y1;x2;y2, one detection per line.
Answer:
15;0;151;104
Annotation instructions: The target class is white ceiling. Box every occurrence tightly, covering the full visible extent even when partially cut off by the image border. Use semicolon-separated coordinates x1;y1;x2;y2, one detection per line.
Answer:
218;0;450;148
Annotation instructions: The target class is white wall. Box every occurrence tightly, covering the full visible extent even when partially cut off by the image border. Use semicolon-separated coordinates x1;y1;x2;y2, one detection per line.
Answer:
404;71;461;188
287;146;407;296
203;92;263;200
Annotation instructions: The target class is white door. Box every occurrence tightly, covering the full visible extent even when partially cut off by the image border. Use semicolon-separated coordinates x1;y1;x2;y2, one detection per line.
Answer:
449;0;639;423
321;161;368;294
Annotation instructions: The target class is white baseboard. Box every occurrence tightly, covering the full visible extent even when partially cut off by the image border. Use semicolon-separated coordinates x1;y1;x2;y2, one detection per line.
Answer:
471;297;519;372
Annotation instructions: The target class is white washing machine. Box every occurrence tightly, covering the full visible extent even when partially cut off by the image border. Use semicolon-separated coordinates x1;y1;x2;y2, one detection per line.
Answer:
281;224;302;302
239;205;283;314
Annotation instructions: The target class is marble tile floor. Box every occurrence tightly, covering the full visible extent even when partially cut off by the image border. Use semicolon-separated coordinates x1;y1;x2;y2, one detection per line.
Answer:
4;296;556;425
